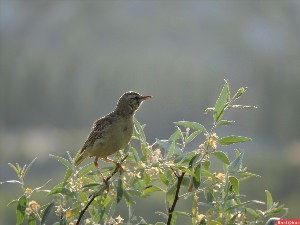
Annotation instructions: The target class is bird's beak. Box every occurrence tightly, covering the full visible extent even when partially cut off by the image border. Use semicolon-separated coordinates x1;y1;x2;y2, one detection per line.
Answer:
141;95;152;101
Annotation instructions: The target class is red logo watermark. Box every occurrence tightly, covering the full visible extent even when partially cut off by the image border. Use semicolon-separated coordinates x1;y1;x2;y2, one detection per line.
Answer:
277;220;300;225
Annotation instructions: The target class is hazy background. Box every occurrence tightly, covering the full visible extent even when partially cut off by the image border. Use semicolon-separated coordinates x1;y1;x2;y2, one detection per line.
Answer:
1;1;300;223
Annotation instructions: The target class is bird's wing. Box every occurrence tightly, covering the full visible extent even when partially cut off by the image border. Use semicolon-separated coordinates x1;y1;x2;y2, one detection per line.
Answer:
79;114;115;154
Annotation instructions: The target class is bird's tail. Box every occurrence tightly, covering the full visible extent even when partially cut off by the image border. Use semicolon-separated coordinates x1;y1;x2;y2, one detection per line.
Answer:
74;151;86;166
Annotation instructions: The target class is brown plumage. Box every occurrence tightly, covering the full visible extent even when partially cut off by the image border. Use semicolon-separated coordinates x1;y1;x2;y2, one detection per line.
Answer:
74;91;152;168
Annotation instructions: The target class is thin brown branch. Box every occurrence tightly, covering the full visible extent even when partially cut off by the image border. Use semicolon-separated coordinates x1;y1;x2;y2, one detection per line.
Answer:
76;155;128;225
167;171;186;225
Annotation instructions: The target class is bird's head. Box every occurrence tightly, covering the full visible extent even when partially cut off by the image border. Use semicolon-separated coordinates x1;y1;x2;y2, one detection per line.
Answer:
115;91;152;116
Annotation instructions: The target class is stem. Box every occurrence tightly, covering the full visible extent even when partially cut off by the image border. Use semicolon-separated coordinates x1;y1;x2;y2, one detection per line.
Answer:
167;171;185;225
76;155;128;225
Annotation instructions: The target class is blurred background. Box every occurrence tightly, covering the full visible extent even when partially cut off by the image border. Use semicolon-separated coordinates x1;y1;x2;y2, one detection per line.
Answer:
1;1;300;223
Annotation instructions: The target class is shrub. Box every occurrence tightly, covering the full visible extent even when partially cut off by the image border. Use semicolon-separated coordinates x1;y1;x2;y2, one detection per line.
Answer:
2;80;287;225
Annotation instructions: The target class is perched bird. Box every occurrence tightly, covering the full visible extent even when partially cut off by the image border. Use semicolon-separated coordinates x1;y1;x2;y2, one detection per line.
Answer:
74;91;152;170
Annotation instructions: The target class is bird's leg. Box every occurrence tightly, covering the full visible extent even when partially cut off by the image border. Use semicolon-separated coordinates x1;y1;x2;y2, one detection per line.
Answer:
104;157;124;173
94;157;99;170
94;157;109;190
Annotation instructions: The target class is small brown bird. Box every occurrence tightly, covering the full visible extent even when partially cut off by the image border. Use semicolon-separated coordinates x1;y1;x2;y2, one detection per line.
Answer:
74;91;152;170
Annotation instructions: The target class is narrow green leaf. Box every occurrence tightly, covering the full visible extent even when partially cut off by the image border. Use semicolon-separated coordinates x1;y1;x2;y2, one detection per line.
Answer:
8;163;21;177
229;176;239;194
169;129;182;142
77;163;94;177
245;207;258;217
174;152;196;164
216;120;235;127
167;181;178;205
49;187;74;197
117;179;124;203
226;201;252;211
186;130;202;143
202;161;210;170
228;153;243;174
173;211;192;217
193;164;201;189
212;151;230;165
142;185;163;196
159;172;169;186
213;80;229;122
133;117;146;143
131;147;140;163
28;212;36;225
23;157;38;179
41;202;54;225
171;213;177;225
231;87;247;102
63;168;73;185
16;195;27;225
175;121;206;132
123;190;135;205
49;154;73;170
166;140;176;159
218;135;251;146
265;190;273;210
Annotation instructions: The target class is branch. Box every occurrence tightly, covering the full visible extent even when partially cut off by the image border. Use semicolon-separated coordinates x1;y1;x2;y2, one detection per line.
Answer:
167;171;186;225
76;155;128;225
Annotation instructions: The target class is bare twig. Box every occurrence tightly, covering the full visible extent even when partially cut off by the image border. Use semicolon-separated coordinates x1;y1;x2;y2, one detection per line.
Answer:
76;155;128;225
167;171;186;225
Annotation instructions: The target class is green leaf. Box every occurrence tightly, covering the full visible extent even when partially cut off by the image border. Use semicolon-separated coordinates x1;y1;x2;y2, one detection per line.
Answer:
63;168;73;185
28;213;36;225
193;164;201;189
16;195;27;225
265;190;273;210
229;176;239;194
228;153;243;174
174;152;196;165
131;147;140;163
173;211;192;217
8;163;21;177
174;121;206;132
216;120;235;127
142;185;163;196
212;151;230;165
166;140;176;159
186;130;202;143
202;161;210;170
169;129;182;142
23;157;37;178
41;202;54;225
117;179;124;203
159;172;169;186
133;117;146;143
231;87;247;102
213;80;230;122
77;163;94;177
49;187;74;197
49;154;73;170
167;180;178;205
218;135;251;146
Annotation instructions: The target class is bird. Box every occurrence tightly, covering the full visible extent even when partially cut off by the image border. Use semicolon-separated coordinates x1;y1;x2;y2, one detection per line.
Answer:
74;91;152;171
